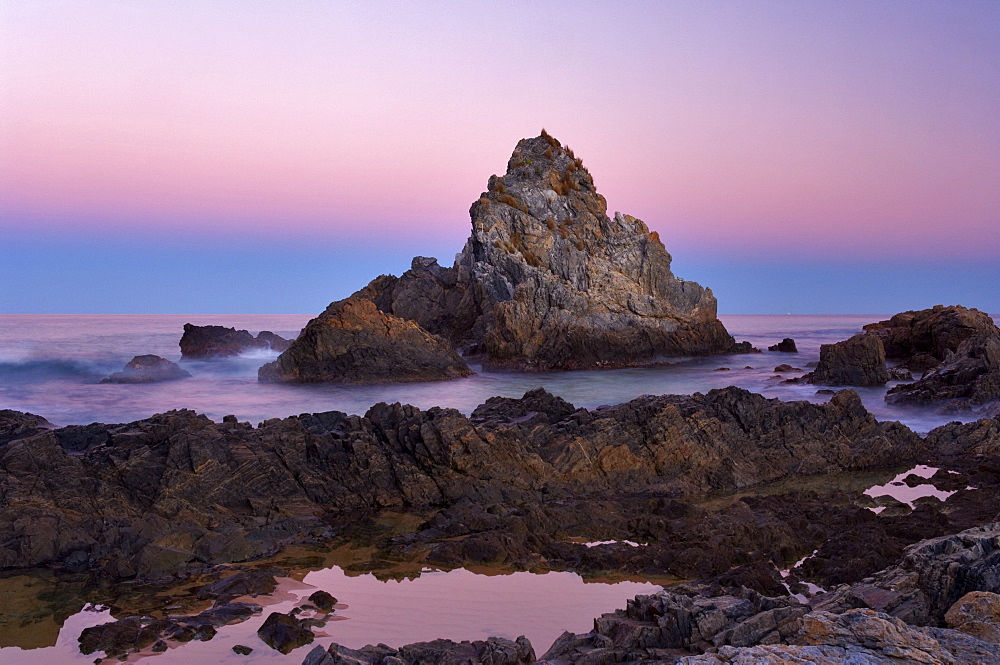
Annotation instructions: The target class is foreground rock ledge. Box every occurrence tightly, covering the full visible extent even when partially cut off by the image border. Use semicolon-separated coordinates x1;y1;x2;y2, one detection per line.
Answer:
0;387;924;577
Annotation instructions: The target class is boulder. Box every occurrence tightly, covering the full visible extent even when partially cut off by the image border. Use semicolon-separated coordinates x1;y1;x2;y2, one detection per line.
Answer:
886;332;1000;409
945;591;1000;643
100;355;191;384
258;611;315;654
302;636;534;665
768;338;798;353
0;409;53;445
864;305;999;371
258;297;473;384
810;333;890;386
180;324;291;358
356;130;751;370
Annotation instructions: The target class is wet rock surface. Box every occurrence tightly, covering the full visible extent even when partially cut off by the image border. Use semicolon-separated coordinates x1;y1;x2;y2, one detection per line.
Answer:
809;333;890;386
258;296;473;384
768;338;798;353
0;387;928;577
258;610;316;654
179;323;292;358
100;354;191;384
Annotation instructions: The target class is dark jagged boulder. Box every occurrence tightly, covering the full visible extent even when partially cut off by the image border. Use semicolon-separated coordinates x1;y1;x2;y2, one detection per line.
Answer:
100;355;191;384
768;338;798;353
258;611;315;654
887;332;1000;410
180;323;292;358
258;297;473;383
809;333;890;386
864;305;999;372
0;409;53;445
356;130;750;370
302;635;535;665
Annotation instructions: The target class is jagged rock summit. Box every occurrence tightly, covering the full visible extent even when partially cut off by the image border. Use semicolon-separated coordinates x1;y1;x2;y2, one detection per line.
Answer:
351;130;750;373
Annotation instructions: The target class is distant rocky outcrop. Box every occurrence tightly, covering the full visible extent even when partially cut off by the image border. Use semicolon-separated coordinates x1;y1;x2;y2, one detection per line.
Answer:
769;338;798;353
809;333;890;386
864;305;999;372
180;324;292;358
351;130;750;372
100;355;191;384
258;297;473;383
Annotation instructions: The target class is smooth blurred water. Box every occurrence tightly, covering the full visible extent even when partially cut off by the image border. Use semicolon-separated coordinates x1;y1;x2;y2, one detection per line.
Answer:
0;313;991;434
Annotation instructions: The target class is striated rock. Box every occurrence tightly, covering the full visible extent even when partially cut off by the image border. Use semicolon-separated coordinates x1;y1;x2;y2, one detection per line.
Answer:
258;297;473;383
0;387;923;577
356;131;750;370
945;591;1000;643
886;332;1000;410
769;338;798;353
816;523;1000;626
864;305;999;372
180;323;292;358
810;333;890;387
258;611;315;654
100;354;191;384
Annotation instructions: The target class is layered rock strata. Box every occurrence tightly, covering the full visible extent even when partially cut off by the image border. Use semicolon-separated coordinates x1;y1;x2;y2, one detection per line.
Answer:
864;305;999;372
180;324;292;358
258;297;473;383
810;333;890;386
286;131;749;379
0;387;923;577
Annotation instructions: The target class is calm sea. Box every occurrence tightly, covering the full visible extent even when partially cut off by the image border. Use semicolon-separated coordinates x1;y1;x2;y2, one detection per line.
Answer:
0;313;989;434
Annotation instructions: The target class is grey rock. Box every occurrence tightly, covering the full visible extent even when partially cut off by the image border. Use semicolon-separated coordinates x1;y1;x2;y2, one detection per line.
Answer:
810;333;890;387
100;355;191;384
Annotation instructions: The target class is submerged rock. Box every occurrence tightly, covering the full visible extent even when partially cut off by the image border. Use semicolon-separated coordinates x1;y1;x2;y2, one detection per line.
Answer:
180;323;292;358
810;333;890;386
258;611;315;654
100;355;191;384
356;130;750;371
258;297;473;383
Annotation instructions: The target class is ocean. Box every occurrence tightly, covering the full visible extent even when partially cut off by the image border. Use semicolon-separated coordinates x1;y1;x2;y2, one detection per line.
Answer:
0;313;989;434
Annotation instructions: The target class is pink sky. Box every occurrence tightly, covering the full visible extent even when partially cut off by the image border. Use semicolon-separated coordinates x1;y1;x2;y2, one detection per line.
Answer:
2;1;998;267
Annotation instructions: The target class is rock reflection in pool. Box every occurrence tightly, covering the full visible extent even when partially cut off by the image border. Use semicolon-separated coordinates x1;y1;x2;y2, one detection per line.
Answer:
0;566;661;664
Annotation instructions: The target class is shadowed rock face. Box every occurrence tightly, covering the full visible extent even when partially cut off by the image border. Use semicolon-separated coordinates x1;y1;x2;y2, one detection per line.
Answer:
0;387;923;578
180;324;292;358
100;355;191;384
864;305;1000;372
810;333;890;387
356;131;749;370
258;297;473;383
887;332;1000;410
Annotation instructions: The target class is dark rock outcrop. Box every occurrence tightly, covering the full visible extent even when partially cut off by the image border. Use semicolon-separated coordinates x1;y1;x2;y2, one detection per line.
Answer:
0;387;923;577
180;324;292;358
258;297;473;383
809;333;890;387
258;611;315;654
100;355;191;384
355;131;750;371
0;409;53;445
303;635;535;665
768;338;798;353
864;305;999;372
886;332;1000;410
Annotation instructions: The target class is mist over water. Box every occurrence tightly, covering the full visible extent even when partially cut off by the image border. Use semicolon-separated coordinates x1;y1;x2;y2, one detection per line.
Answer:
0;313;992;434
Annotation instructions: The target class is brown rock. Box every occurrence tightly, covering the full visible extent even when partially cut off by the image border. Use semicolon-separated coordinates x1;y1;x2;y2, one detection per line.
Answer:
810;333;889;386
945;591;1000;643
864;305;999;371
886;332;1000;409
258;297;473;384
100;355;191;384
180;324;291;358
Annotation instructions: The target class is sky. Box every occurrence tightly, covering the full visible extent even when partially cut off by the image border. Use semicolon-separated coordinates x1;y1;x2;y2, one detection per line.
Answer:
1;1;998;314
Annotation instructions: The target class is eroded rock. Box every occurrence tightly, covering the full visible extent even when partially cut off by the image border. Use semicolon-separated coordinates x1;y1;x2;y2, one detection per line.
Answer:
180;324;292;358
101;355;191;384
810;333;890;387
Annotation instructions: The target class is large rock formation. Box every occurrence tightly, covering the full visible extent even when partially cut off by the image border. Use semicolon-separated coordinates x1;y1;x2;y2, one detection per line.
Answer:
100;355;191;384
180;324;292;358
809;333;890;386
0;387;923;578
258;297;473;383
864;305;999;372
886;332;1000;410
355;130;749;371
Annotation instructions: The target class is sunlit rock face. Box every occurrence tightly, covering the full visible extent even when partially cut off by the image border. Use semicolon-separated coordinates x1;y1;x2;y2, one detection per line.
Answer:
359;131;748;371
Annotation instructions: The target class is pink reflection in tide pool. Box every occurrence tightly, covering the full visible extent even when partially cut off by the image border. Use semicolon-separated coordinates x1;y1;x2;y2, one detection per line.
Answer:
0;567;661;664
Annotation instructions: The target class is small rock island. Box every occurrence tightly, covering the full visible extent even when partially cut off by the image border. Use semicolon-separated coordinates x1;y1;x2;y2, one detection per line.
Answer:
261;131;750;383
